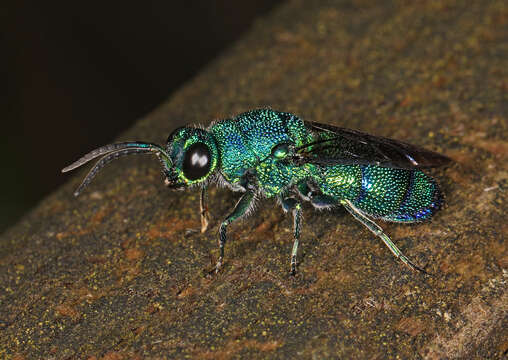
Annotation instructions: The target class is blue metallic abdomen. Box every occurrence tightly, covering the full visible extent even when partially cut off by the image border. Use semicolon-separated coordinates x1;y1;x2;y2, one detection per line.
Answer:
318;164;442;222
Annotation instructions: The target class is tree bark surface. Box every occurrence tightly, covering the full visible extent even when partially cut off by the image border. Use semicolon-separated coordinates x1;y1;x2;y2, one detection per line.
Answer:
1;1;507;358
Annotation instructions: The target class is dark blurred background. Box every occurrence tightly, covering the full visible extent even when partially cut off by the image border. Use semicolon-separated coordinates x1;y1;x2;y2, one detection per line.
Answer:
1;1;284;234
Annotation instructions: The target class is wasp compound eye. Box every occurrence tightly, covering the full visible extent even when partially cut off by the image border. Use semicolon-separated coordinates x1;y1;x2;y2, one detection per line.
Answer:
183;142;211;180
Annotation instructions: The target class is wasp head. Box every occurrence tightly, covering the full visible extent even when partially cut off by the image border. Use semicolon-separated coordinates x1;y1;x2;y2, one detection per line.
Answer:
162;127;219;189
62;127;219;196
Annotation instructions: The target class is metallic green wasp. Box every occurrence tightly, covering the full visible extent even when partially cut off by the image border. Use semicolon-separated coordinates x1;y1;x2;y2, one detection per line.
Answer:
63;109;450;274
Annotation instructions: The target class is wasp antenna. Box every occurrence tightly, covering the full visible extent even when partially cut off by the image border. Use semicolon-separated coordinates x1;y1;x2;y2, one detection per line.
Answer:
72;146;169;196
62;142;169;173
62;143;134;172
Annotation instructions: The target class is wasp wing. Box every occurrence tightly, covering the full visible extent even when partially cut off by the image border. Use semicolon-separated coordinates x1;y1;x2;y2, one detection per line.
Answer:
293;121;451;169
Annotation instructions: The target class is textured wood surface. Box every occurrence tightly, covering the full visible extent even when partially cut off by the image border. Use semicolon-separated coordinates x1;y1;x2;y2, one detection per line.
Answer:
1;0;507;358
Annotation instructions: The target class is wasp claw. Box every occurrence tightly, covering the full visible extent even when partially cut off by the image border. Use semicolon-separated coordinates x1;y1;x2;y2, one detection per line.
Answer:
201;213;210;233
215;257;223;273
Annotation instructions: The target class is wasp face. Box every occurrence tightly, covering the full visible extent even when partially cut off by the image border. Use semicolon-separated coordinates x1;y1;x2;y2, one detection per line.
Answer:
162;164;185;190
162;127;219;189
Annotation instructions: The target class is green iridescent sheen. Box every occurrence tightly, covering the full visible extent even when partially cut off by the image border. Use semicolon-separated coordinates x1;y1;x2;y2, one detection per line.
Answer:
164;127;219;186
208;109;441;221
64;108;448;274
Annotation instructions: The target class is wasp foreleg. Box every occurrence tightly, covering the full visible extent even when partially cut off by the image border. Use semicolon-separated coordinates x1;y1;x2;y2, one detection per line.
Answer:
280;197;302;275
216;190;256;273
340;199;426;273
200;187;210;233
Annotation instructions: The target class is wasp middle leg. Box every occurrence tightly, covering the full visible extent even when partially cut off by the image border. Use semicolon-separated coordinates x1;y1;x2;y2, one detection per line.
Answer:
280;196;302;275
216;190;256;273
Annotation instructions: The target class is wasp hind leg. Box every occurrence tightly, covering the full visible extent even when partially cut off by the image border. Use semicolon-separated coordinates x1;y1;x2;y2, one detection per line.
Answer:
340;199;427;273
216;190;256;273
